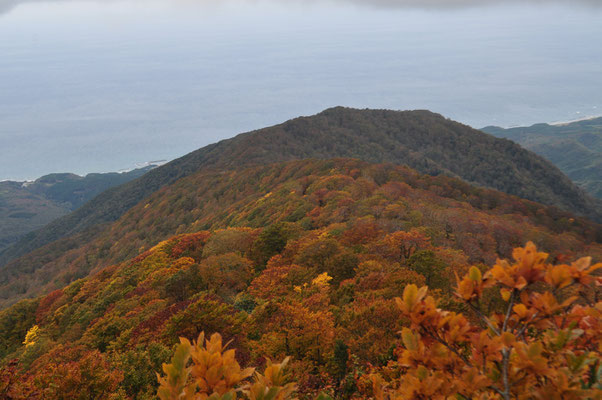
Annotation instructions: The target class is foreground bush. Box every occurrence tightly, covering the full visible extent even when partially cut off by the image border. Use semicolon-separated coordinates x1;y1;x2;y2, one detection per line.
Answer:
157;332;298;400
372;242;601;399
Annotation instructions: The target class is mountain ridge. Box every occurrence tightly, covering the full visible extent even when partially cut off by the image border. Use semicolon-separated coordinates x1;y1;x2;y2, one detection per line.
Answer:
1;107;599;267
482;117;602;198
0;157;600;309
0;166;156;253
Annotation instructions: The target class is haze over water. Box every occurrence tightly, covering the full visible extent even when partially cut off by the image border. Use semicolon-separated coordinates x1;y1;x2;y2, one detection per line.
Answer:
1;0;601;180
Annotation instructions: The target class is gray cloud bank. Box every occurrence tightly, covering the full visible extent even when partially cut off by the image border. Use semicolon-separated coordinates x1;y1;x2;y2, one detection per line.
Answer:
345;0;602;7
1;0;601;15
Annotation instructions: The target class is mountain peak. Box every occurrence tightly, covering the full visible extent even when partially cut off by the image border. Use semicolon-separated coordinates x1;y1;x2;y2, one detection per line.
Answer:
2;108;599;268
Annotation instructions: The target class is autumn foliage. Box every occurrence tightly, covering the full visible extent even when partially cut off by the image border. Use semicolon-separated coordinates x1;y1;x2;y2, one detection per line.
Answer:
157;332;297;400
370;242;602;399
156;242;602;400
0;160;600;399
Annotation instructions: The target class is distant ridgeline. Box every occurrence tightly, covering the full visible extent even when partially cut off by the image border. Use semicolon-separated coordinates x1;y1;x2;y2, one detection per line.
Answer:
1;107;600;273
482;117;602;199
0;167;155;253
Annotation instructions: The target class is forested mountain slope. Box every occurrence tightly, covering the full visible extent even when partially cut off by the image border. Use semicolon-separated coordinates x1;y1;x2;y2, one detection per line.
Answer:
2;107;599;268
0;158;600;398
1;158;600;309
482;117;602;198
0;183;67;253
0;167;155;253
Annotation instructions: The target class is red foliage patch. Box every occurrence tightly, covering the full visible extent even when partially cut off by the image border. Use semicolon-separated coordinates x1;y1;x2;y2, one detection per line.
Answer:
35;289;64;324
170;232;211;259
128;300;192;345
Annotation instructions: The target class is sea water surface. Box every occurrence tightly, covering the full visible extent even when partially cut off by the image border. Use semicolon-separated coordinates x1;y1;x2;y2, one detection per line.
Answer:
0;0;601;180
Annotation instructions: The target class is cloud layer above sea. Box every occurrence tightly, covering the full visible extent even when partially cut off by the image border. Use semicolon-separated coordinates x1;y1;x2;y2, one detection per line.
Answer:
1;0;601;15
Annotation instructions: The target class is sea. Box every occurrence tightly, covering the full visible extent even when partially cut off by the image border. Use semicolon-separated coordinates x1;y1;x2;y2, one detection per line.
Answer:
1;0;601;180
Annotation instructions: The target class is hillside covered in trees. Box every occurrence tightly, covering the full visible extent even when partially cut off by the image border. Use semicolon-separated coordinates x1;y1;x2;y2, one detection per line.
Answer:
2;107;599;268
0;167;155;253
483;117;602;199
1;158;601;309
0;159;600;399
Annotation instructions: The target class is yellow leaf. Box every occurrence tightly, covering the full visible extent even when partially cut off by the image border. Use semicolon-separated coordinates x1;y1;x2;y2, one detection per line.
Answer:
401;327;419;351
402;284;419;311
501;332;515;347
416;365;428;381
513;303;529;319
468;266;482;282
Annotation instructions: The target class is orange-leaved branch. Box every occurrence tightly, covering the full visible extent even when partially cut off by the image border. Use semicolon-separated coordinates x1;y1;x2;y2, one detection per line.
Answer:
157;332;302;400
375;242;602;400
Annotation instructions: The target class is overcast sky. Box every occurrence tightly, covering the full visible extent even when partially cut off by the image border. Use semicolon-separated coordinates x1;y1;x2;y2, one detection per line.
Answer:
1;0;601;14
1;0;601;180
